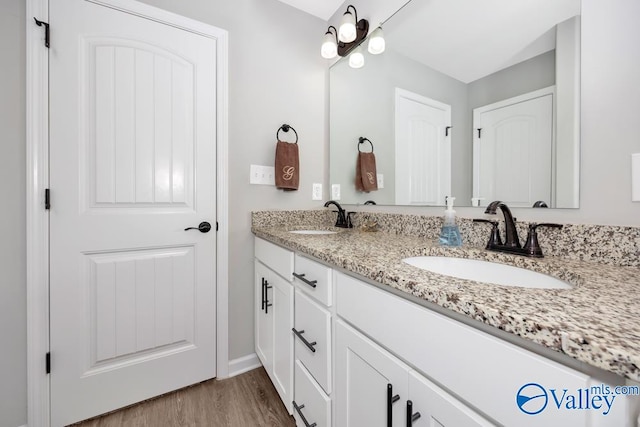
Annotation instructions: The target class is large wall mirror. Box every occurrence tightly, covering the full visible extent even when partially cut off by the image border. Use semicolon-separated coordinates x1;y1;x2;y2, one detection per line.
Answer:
329;0;581;208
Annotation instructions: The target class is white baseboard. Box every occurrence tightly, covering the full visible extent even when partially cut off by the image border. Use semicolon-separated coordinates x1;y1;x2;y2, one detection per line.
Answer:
227;353;262;378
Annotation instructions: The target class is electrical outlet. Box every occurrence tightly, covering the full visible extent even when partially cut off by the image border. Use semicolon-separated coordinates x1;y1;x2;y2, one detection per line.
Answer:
312;183;323;200
331;184;341;200
377;173;384;189
249;165;275;185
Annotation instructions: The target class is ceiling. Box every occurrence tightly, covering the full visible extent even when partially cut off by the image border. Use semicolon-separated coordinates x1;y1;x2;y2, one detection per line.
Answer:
385;0;581;83
275;0;344;20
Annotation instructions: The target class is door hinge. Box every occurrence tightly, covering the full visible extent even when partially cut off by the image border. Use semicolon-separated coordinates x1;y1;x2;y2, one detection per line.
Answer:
45;188;50;210
46;352;51;374
477;128;482;138
33;18;50;48
216;222;219;231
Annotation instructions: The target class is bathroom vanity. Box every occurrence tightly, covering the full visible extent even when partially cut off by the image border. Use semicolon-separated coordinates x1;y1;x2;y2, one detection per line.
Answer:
252;211;640;426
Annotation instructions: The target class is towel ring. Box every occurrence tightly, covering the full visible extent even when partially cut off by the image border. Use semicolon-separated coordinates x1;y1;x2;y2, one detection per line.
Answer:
277;124;298;144
358;137;374;152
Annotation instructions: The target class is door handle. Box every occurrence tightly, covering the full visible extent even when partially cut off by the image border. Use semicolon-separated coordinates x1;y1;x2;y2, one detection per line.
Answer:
184;221;212;233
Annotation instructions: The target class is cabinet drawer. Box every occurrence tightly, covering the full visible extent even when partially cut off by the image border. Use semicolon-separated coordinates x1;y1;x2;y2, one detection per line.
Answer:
294;254;332;306
336;272;591;426
294;360;331;427
294;290;331;394
255;237;294;281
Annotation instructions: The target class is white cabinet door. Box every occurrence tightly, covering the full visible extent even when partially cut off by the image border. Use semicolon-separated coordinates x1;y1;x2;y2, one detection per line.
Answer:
254;260;293;414
255;261;272;371
408;371;493;427
335;320;409;427
270;271;294;414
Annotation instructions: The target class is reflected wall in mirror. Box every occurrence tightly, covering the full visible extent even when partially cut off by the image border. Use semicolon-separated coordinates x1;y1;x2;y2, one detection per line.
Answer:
329;0;581;208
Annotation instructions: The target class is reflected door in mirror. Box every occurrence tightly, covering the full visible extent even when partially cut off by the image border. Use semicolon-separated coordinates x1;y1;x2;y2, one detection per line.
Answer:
473;88;553;208
395;89;451;206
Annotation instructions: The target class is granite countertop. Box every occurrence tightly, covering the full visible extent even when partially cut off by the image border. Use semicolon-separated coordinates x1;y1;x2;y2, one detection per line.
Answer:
252;223;640;382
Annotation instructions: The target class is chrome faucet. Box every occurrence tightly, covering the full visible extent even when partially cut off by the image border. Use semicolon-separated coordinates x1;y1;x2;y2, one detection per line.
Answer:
324;200;352;228
473;200;563;258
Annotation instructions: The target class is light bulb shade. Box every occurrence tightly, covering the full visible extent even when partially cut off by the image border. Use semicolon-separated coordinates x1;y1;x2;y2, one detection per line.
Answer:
348;47;365;68
338;11;357;43
321;31;338;59
368;27;385;55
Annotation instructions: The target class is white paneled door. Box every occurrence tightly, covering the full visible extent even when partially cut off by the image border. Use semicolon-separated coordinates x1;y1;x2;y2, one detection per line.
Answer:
395;88;451;206
49;1;218;425
473;89;554;208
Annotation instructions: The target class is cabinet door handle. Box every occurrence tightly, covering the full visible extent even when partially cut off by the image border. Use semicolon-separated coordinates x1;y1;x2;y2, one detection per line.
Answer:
406;400;421;426
293;401;317;427
261;277;265;310
264;281;272;314
293;272;317;288
292;328;317;353
387;383;400;427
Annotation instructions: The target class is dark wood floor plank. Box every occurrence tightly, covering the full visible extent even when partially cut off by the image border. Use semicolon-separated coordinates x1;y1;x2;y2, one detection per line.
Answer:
70;367;295;427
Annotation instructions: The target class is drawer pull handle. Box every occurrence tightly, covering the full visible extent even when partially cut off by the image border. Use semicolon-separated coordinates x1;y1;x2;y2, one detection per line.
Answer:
406;400;421;426
387;383;400;427
293;272;317;288
292;328;317;353
293;401;317;427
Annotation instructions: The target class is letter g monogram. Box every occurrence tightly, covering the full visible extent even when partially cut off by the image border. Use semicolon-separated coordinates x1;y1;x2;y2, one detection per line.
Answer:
282;166;295;181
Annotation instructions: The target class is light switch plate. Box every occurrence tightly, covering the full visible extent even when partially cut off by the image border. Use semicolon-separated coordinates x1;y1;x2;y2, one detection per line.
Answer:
633;153;640;202
249;164;275;185
377;173;384;189
331;184;341;200
312;183;323;200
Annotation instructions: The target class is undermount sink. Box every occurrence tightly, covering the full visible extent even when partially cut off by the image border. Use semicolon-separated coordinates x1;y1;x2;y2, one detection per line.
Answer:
402;256;572;289
289;230;338;235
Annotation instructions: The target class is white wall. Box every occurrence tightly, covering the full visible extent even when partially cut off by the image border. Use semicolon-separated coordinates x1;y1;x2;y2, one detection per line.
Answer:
0;1;27;426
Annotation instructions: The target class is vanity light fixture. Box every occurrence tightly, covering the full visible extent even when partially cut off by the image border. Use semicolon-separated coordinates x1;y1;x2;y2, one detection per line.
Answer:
348;45;365;69
321;26;338;59
367;26;385;55
320;5;374;64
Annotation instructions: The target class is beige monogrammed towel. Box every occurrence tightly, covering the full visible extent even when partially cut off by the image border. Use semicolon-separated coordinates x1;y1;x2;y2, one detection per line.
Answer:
275;140;299;191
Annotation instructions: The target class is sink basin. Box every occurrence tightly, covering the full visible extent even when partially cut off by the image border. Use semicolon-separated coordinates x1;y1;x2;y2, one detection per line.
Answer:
289;230;338;235
402;256;571;289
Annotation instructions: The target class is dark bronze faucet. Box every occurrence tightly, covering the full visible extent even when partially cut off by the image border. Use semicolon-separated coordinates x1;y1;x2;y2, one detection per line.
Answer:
324;200;352;228
484;201;521;248
473;200;562;258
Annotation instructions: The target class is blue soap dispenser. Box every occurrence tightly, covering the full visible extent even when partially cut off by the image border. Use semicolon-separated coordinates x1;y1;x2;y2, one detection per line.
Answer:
439;196;462;247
